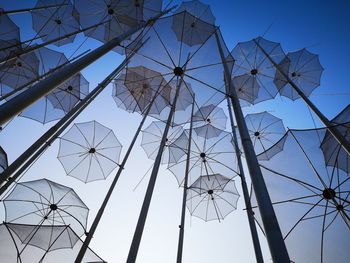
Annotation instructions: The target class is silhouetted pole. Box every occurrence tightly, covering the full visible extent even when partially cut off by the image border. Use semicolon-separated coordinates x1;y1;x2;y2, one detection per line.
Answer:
176;94;195;263
226;98;264;263
127;76;183;263
0;6;176;126
75;82;165;263
254;38;350;156
215;31;290;263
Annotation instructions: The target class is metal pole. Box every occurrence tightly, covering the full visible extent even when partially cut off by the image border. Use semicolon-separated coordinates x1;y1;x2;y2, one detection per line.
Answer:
226;98;264;263
176;95;195;263
0;49;90;101
0;56;131;195
0;7;175;126
215;31;290;262
0;3;68;15
0;35;46;52
0;20;109;65
253;38;350;156
74;79;164;263
126;77;182;263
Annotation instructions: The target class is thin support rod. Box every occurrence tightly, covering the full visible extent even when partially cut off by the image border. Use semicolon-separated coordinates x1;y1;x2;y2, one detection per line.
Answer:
126;78;182;263
253;38;350;156
176;95;195;263
74;83;162;263
0;19;109;65
0;53;132;195
0;49;90;101
0;6;175;126
226;97;264;263
0;3;67;15
0;35;45;52
215;31;290;262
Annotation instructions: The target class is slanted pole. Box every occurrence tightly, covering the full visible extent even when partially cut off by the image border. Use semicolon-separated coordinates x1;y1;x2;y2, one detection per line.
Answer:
0;3;67;15
0;51;134;195
176;95;195;263
226;98;264;263
254;38;350;156
126;77;182;263
0;6;176;126
215;31;290;263
75;82;164;263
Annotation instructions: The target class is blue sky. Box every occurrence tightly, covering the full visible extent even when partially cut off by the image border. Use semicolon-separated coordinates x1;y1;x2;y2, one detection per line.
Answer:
0;0;350;262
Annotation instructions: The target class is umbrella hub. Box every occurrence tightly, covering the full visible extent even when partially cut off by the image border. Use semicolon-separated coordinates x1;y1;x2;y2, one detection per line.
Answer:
322;188;336;200
190;22;196;28
89;147;96;154
254;131;261;139
200;152;206;159
207;189;213;195
291;71;301;78
337;204;344;211
50;204;58;211
66;85;73;92
55;19;62;25
134;0;140;7
206;118;211;123
108;8;114;15
174;67;184;76
250;69;258;75
16;61;22;67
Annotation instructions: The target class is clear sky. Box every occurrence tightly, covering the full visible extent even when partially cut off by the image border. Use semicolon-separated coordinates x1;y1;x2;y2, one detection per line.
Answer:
0;0;350;262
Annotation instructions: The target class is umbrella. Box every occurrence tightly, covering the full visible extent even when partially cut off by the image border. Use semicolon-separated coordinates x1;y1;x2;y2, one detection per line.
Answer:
192;104;227;139
252;128;350;263
31;0;80;47
274;48;324;100
3;178;89;237
0;146;8;173
58;120;122;183
174;0;216;25
321;103;350;173
168;130;238;186
0;8;21;61
244;111;286;156
141;120;184;164
230;37;288;105
187;174;240;222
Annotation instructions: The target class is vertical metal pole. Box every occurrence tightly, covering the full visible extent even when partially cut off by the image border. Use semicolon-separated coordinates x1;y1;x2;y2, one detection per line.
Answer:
75;83;163;263
176;95;195;263
226;98;264;263
215;31;290;262
0;55;131;195
0;6;175;126
126;78;182;263
0;20;109;65
254;38;350;156
0;3;68;15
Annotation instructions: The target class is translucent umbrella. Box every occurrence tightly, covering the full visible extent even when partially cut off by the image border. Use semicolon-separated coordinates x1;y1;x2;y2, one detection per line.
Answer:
244;111;286;156
141;120;184;164
274;48;324;100
192;104;227;139
0;223;106;263
0;8;21;61
321;104;350;173
113;65;170;114
187;174;240;222
58;120;122;183
0;146;8;173
74;0;162;54
230;37;288;105
174;0;216;25
3;179;89;237
252;128;350;263
31;0;80;47
168;130;238;186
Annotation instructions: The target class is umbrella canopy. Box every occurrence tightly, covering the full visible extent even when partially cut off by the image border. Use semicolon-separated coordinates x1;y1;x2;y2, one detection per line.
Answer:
230;37;287;105
3;179;89;237
0;8;21;60
74;0;162;54
187;174;240;222
274;48;324;100
31;0;80;47
168;130;238;186
321;103;350;173
244;111;286;156
141;120;184;164
58;120;122;183
192;104;227;139
174;0;216;25
252;128;350;263
0;146;8;173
